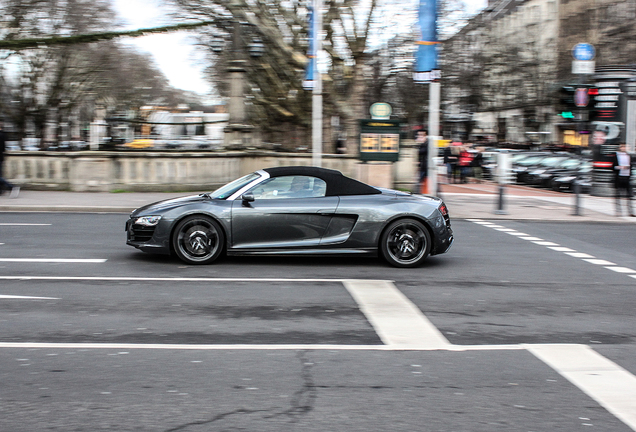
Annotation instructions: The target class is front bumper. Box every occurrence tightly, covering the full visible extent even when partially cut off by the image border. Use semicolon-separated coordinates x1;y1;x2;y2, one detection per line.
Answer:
125;218;171;254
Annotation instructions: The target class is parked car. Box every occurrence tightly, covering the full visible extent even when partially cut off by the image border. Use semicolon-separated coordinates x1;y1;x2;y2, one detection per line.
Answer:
551;162;593;193
524;156;586;188
512;153;555;183
126;166;454;268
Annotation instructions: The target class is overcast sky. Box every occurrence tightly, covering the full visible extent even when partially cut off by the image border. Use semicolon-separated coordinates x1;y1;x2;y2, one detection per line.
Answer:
113;0;487;98
113;0;212;96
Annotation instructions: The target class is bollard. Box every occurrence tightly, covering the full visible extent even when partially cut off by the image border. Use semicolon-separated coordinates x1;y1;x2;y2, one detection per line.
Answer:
494;183;507;215
571;172;582;216
494;151;509;215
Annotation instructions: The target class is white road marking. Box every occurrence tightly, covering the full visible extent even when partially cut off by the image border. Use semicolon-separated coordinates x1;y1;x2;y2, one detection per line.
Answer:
1;272;635;430
470;220;635;283
0;258;107;263
0;223;51;226
533;241;560;246
0;342;527;351
565;252;596;258
527;344;636;431
606;267;636;274
343;280;450;348
583;259;616;266
0;276;354;282
0;295;59;300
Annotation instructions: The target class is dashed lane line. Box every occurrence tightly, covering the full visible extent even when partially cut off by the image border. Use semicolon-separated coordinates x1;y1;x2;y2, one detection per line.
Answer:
0;295;59;299
469;219;636;280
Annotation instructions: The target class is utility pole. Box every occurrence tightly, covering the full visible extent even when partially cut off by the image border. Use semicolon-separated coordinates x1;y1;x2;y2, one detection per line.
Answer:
428;81;440;195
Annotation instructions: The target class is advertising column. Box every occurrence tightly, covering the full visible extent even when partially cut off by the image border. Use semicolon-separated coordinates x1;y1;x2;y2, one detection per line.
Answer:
590;68;636;196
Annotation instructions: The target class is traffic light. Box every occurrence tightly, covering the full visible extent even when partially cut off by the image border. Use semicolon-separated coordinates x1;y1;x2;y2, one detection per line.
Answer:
559;86;575;119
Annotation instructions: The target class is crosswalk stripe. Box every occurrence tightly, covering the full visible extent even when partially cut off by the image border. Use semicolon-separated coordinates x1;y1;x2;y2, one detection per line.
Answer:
343;280;450;348
527;344;636;431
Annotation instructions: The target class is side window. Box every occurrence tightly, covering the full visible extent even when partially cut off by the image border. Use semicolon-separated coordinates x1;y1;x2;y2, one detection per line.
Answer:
249;176;326;199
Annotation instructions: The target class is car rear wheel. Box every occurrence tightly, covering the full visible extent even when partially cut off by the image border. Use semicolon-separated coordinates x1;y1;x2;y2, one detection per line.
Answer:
172;215;224;265
380;218;431;268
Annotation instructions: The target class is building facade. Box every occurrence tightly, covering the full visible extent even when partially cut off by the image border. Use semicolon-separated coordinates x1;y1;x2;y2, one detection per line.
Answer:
441;0;635;147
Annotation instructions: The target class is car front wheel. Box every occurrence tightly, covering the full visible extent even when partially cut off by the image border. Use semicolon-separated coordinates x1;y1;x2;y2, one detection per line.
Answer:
380;218;431;268
172;215;224;265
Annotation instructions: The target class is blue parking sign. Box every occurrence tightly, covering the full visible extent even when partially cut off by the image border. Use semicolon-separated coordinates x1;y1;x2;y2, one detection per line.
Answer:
572;43;595;61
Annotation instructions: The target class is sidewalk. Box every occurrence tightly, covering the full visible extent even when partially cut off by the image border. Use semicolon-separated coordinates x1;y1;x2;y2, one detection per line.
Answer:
0;182;634;223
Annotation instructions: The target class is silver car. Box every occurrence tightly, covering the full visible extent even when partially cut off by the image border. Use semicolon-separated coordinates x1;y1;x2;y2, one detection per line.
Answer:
126;166;453;268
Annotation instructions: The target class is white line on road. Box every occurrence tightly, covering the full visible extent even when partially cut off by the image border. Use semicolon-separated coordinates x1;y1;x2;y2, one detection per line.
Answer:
0;258;107;263
343;280;450;349
0;223;52;226
0;295;59;300
527;344;636;431
0;342;524;351
469;219;634;283
0;276;361;282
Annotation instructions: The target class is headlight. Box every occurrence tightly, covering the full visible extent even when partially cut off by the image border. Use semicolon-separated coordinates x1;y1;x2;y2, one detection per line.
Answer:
135;215;162;226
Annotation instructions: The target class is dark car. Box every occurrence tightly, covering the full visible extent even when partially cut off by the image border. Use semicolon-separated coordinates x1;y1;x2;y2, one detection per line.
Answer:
514;154;570;184
126;166;454;268
551;162;593;193
524;156;585;188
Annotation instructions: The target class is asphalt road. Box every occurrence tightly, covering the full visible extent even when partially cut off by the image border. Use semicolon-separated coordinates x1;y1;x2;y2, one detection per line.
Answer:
1;213;636;431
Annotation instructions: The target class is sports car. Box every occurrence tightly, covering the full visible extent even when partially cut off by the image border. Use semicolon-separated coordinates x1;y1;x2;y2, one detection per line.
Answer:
125;166;453;267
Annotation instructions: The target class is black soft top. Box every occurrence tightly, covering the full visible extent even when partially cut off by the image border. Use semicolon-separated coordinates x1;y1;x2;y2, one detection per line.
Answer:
263;166;381;196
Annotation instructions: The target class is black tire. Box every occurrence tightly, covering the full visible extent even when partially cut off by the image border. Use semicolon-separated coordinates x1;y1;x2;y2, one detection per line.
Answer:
172;215;224;265
380;218;431;268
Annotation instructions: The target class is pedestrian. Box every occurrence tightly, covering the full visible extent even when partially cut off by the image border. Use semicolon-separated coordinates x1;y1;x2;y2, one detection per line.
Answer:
0;122;19;198
611;142;634;217
416;130;428;192
471;146;484;182
458;144;473;184
443;144;457;183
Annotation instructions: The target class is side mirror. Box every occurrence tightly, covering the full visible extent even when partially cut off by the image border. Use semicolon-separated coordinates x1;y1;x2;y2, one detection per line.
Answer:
241;192;255;202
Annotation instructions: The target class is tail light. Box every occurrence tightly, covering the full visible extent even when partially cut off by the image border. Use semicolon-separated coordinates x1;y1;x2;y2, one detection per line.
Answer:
438;202;449;217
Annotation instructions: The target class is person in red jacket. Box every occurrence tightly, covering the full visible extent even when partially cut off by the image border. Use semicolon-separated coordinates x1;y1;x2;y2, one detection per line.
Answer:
457;144;474;184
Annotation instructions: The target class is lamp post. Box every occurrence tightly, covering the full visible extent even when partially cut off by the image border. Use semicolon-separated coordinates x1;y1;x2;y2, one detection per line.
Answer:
222;2;263;150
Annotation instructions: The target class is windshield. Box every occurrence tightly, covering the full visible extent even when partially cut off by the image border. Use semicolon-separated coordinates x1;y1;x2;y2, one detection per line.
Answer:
208;172;262;199
518;156;545;166
539;157;569;167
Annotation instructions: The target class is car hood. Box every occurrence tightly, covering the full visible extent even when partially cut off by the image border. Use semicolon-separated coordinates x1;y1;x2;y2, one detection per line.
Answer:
131;194;209;216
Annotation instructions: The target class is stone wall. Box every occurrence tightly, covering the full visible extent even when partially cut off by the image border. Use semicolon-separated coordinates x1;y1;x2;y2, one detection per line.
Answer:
4;145;419;192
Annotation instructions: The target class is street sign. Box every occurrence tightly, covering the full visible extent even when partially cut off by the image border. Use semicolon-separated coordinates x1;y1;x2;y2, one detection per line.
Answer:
359;119;400;162
572;43;595;61
572;60;595;74
369;102;392;120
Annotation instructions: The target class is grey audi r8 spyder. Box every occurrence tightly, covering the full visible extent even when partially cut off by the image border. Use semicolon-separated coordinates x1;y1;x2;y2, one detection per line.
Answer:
125;166;453;267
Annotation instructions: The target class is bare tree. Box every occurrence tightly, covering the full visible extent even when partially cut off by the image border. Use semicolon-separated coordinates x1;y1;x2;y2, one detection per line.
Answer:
0;0;196;145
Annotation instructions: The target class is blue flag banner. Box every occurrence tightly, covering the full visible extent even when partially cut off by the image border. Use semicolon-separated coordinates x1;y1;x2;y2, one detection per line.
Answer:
303;6;316;90
414;0;440;82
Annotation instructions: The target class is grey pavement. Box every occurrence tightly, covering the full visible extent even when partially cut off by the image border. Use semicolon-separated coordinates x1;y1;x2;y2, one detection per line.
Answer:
0;181;634;223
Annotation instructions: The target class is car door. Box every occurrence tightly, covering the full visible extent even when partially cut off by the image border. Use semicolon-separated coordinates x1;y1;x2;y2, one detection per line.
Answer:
230;175;339;249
